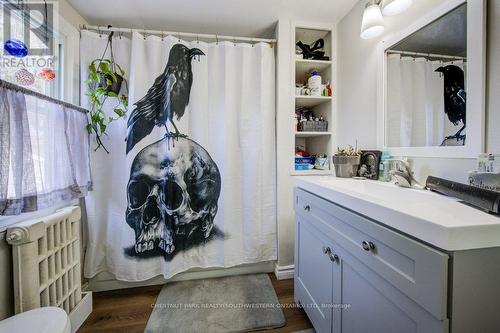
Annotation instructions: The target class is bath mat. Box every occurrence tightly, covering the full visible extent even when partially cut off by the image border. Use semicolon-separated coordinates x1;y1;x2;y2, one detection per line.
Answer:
145;274;286;332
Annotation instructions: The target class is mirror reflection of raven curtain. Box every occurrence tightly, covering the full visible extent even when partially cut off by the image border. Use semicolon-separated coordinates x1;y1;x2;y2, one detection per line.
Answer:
80;31;277;281
386;54;466;147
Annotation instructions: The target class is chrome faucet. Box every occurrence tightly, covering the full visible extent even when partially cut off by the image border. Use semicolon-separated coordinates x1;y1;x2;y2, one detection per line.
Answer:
386;159;422;188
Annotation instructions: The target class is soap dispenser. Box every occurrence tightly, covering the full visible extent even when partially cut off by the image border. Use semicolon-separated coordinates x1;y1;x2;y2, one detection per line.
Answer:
379;149;391;182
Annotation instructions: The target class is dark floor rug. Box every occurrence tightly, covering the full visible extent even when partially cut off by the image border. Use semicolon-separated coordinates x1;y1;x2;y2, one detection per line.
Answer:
144;273;286;333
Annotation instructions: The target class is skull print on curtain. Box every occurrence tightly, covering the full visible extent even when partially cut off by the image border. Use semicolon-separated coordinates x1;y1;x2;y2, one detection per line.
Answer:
125;44;221;257
126;136;221;256
81;31;276;281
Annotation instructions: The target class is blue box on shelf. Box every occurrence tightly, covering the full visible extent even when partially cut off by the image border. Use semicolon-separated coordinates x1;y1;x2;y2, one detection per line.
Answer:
295;163;313;171
295;157;315;164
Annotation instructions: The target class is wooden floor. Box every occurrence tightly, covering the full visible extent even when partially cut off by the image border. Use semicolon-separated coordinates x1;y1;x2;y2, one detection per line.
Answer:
78;274;312;333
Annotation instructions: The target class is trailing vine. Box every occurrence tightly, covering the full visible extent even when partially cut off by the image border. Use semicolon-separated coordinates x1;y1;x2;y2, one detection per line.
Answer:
85;31;128;153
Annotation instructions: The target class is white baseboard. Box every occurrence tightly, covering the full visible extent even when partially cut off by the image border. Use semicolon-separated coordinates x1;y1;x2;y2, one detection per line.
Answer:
88;261;275;292
274;264;294;280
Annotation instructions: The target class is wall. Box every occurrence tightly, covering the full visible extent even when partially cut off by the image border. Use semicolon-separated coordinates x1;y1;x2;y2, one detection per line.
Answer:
59;0;88;28
275;20;295;270
337;0;499;184
58;0;88;105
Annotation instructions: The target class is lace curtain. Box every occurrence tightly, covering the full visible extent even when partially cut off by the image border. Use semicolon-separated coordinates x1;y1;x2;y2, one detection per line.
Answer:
0;79;92;215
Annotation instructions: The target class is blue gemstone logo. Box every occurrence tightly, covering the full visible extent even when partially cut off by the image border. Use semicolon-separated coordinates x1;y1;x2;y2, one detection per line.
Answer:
4;39;29;58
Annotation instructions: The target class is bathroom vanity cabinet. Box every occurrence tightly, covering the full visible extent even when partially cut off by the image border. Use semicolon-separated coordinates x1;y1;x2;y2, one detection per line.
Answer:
294;178;500;333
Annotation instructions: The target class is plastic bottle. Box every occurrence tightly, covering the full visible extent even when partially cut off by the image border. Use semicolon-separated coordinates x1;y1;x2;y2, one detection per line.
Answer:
308;70;322;96
379;149;392;182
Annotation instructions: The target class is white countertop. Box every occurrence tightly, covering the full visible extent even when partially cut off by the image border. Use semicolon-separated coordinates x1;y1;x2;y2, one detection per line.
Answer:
295;176;500;251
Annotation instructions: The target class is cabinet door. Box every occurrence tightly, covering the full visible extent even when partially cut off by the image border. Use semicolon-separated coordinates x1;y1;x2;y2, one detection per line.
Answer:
295;215;334;333
296;188;448;319
335;245;448;333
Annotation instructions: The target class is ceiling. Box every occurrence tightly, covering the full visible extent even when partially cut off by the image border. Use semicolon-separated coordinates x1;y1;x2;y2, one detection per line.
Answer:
390;3;467;57
67;0;358;38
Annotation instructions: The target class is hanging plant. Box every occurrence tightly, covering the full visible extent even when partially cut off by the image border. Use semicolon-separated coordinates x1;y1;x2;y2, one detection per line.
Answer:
85;31;128;153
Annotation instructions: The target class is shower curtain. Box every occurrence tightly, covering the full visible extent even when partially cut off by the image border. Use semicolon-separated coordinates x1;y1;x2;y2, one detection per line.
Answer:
386;54;466;147
80;31;276;281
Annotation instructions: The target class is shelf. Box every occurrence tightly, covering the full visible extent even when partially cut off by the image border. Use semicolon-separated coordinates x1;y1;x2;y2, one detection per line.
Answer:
295;59;332;74
295;95;332;108
290;24;335;179
291;169;334;176
295;131;332;138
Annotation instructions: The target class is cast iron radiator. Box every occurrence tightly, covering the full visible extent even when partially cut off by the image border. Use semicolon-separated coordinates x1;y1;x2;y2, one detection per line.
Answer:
5;206;84;314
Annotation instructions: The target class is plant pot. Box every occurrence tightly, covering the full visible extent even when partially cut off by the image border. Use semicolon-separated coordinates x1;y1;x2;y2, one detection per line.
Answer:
99;72;123;95
333;155;361;178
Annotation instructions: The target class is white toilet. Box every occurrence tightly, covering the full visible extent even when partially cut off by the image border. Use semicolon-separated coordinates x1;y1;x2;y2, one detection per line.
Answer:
0;307;71;333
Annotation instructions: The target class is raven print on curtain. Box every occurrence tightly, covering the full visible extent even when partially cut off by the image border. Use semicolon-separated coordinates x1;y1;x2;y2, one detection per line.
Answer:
125;44;221;259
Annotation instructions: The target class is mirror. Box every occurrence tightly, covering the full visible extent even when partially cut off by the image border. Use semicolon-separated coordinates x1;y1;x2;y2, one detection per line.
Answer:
386;4;466;147
378;0;485;158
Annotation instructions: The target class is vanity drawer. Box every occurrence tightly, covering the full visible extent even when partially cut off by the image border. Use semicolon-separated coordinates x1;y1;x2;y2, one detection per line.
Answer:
295;187;449;320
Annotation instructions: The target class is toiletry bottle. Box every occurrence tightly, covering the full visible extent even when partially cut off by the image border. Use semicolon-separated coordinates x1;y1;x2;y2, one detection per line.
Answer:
379;149;392;182
308;70;322;96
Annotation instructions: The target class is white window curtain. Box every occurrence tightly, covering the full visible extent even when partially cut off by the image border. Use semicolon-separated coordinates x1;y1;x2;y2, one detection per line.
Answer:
386;54;466;147
80;31;276;281
0;80;92;215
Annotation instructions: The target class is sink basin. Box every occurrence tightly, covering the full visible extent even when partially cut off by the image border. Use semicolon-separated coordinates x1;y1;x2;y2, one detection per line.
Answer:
295;176;500;251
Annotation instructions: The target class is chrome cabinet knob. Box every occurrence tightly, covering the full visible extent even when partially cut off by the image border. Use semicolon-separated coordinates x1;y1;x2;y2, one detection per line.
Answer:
362;241;376;252
322;246;331;255
329;253;339;263
304;205;311;212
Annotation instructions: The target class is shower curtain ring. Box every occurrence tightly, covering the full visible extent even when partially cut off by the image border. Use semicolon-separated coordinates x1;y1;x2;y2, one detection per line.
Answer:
216;35;219;45
118;30;122;40
233;37;236;46
143;29;147;40
98;26;102;37
177;32;181;42
251;38;254;47
161;31;165;42
196;34;199;44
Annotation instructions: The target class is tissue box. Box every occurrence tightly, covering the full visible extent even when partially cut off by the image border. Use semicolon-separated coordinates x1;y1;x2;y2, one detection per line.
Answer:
295;157;315;164
468;171;500;193
477;154;500;173
295;163;314;171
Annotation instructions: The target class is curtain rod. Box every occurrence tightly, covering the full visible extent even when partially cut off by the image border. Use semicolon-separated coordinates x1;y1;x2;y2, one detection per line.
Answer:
0;79;88;114
80;24;277;44
387;50;466;61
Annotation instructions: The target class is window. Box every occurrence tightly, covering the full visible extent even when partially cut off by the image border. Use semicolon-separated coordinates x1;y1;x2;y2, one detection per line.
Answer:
0;1;83;227
0;1;71;101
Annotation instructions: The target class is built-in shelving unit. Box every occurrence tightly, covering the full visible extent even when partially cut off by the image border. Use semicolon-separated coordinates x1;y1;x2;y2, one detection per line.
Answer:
292;23;336;176
295;95;332;108
295;59;332;75
295;131;332;138
291;169;334;176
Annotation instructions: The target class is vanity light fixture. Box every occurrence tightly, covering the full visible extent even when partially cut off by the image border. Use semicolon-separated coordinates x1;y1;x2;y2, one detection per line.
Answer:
360;0;413;39
380;0;413;16
360;0;385;39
